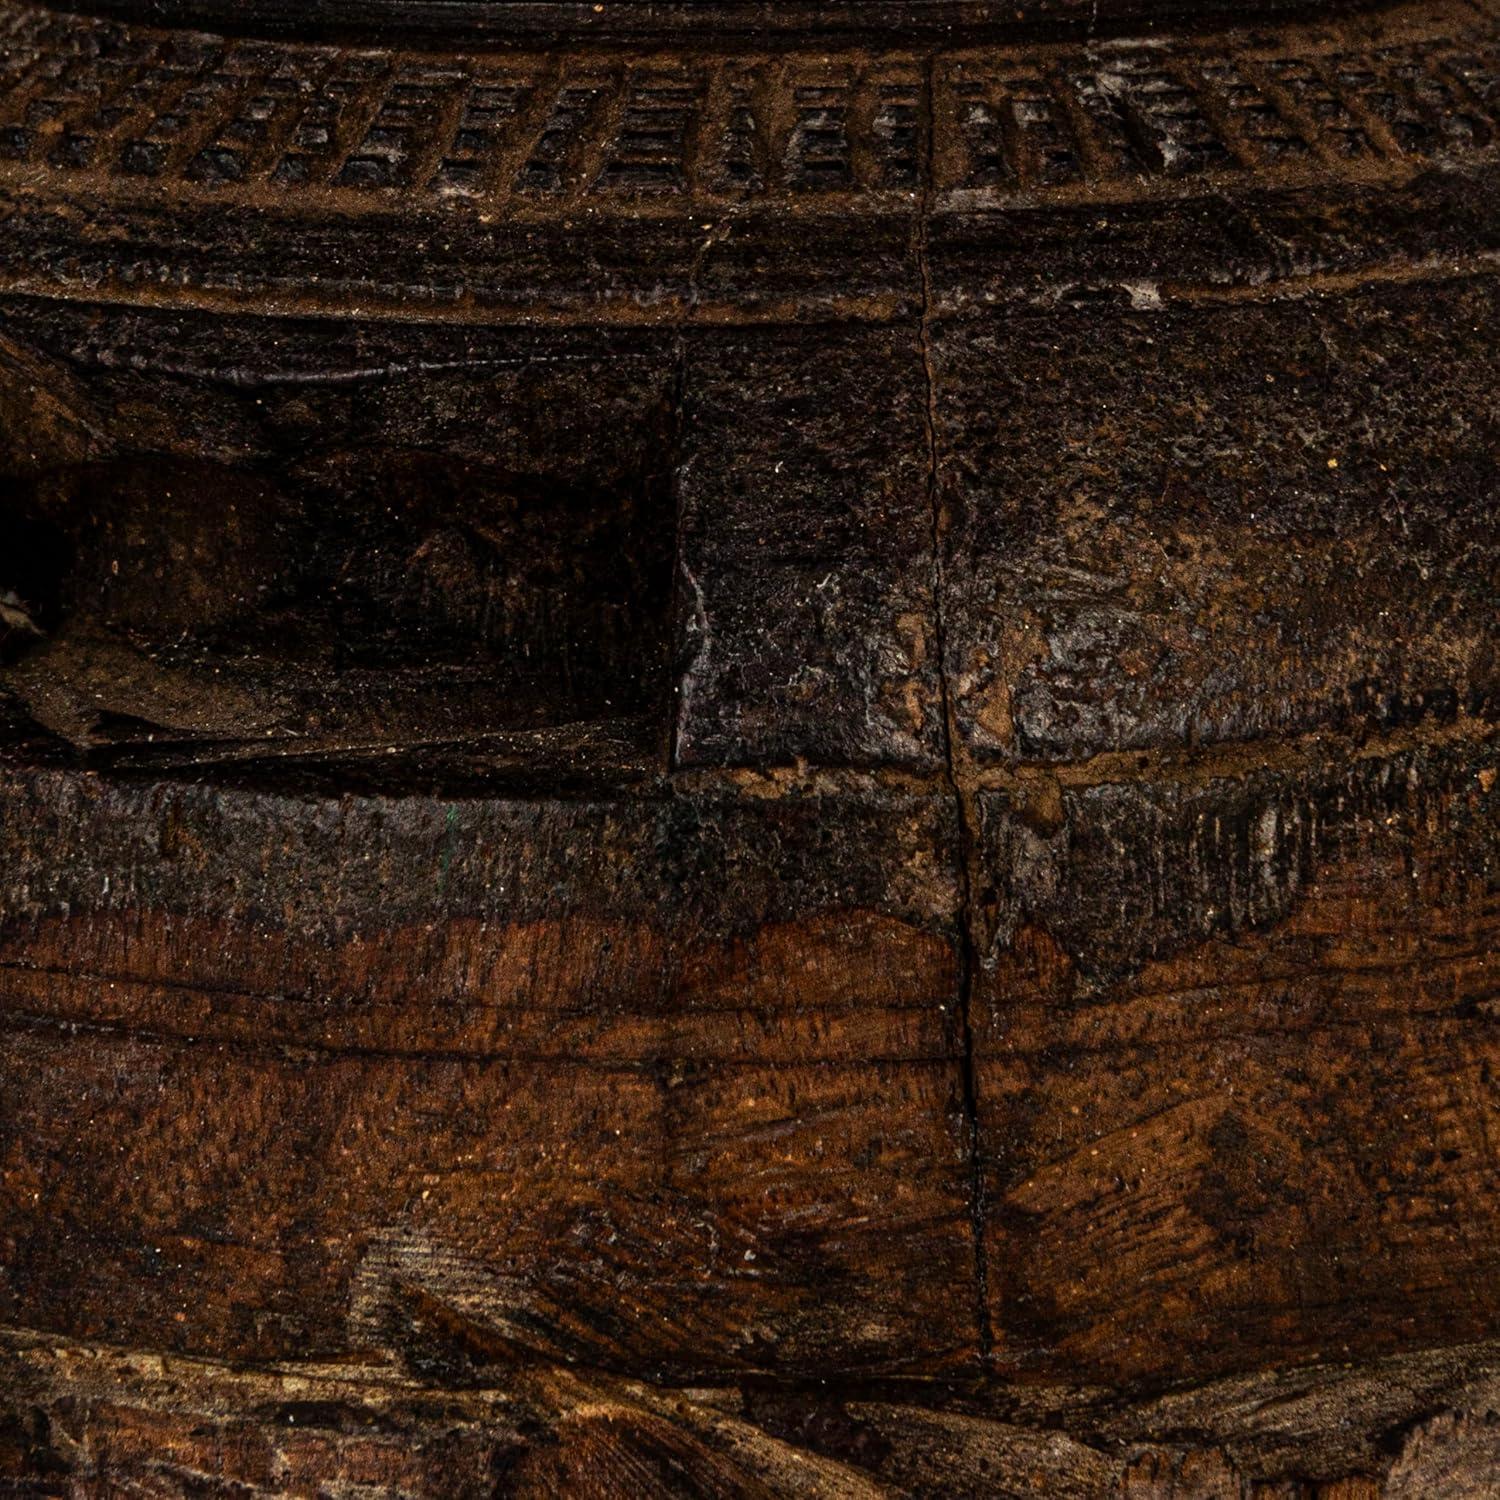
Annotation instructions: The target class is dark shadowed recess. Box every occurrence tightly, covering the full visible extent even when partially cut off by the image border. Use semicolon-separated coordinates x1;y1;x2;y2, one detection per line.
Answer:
32;0;1379;46
0;334;682;795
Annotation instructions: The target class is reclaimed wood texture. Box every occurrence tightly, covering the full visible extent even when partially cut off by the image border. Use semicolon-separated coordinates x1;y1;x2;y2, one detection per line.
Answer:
0;0;1497;1492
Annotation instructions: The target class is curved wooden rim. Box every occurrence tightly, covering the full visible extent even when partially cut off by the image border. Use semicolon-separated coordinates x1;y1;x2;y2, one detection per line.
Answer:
30;0;1376;46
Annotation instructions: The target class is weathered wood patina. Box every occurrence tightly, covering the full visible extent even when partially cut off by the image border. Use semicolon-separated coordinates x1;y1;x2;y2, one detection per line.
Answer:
0;0;1496;1491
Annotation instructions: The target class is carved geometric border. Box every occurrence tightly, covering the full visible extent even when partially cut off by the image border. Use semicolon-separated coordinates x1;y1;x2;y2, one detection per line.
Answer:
0;0;1495;214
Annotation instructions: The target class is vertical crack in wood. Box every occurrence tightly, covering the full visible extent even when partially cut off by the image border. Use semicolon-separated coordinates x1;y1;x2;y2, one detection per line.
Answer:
916;51;994;1366
667;330;692;772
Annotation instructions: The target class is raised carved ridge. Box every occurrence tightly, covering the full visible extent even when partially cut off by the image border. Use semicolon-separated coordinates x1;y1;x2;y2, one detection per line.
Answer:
0;0;1495;212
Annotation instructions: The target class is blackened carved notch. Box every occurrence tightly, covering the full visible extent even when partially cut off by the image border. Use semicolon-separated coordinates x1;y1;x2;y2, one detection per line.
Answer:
286;448;673;707
0;330;680;785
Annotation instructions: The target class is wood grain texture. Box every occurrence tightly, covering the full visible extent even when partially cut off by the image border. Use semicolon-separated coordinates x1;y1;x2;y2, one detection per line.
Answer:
0;772;974;1379
973;742;1500;1386
6;1327;1500;1494
0;0;1496;1490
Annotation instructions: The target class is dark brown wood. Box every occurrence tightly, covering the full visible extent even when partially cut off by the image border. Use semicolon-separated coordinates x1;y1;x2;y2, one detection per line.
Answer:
0;0;1496;1491
25;0;1387;45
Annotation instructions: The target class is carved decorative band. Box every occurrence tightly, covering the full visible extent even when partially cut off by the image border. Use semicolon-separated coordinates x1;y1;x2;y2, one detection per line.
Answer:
0;0;1494;211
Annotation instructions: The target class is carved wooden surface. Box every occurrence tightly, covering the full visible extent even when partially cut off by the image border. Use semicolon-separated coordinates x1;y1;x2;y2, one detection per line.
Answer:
0;0;1496;1492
